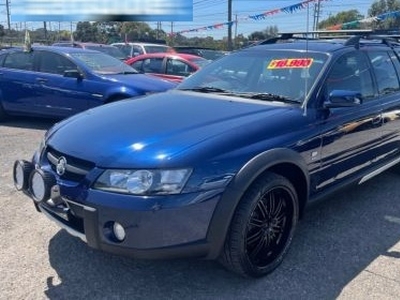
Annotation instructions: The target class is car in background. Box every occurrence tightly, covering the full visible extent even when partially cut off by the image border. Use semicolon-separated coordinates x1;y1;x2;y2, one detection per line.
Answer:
52;42;128;61
0;46;176;121
173;46;228;60
126;52;210;83
111;42;174;58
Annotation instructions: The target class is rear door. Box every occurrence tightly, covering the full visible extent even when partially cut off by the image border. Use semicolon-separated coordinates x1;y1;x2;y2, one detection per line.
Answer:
0;50;38;115
370;48;400;167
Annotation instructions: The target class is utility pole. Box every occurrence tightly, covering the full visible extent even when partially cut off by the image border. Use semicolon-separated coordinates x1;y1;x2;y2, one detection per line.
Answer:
170;21;174;45
43;21;47;43
5;0;11;30
234;14;238;49
313;0;322;31
227;0;232;51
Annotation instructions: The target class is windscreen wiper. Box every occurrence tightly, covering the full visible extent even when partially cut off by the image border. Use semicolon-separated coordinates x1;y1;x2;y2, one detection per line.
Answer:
119;71;139;75
236;92;300;104
179;86;230;93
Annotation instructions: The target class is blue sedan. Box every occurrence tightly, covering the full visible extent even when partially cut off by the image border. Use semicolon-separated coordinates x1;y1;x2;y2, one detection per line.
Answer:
0;46;176;120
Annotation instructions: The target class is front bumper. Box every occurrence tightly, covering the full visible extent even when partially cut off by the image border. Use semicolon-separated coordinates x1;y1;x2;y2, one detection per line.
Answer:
13;159;221;260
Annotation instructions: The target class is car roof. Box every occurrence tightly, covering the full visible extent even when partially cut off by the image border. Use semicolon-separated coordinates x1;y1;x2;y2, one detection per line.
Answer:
1;45;102;55
246;40;346;53
126;52;207;66
133;52;204;59
244;30;400;53
112;42;169;46
53;42;115;48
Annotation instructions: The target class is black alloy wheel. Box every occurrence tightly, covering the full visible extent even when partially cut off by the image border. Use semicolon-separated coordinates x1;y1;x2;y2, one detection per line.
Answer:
219;172;299;277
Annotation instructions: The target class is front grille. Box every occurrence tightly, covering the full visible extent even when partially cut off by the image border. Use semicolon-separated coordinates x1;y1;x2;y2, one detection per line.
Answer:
46;146;95;182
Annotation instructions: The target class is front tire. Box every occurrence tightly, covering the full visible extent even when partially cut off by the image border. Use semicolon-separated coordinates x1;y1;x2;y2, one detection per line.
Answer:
219;172;299;277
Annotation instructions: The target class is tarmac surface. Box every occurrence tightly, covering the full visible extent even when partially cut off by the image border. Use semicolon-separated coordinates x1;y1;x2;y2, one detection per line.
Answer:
1;117;400;300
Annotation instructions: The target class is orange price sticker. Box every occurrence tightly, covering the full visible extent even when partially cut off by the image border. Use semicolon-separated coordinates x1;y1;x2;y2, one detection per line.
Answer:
267;58;313;69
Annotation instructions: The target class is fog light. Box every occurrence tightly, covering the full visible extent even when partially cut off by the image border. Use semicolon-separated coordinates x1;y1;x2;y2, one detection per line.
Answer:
13;160;33;191
113;222;126;242
29;169;56;203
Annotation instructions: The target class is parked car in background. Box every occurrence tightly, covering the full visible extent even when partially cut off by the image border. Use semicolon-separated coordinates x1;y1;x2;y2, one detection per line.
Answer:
173;46;228;60
52;42;128;61
0;46;176;121
111;42;174;58
126;52;210;83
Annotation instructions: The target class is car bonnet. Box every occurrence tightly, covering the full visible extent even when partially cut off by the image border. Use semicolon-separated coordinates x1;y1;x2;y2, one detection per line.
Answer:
46;90;295;168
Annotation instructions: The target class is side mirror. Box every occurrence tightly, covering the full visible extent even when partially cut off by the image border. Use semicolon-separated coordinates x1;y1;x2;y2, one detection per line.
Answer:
325;90;362;108
64;69;83;80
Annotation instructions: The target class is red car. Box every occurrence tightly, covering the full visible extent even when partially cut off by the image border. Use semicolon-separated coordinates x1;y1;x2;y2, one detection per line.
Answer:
126;52;210;83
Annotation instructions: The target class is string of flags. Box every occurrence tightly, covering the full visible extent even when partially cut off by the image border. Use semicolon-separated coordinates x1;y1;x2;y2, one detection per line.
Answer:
171;0;400;36
325;10;400;30
171;0;330;36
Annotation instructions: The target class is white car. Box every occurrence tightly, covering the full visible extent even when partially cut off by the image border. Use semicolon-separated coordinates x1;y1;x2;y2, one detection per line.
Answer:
111;42;174;58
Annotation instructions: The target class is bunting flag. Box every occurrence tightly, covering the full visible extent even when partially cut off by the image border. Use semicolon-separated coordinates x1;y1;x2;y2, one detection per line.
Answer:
172;0;330;36
325;10;400;30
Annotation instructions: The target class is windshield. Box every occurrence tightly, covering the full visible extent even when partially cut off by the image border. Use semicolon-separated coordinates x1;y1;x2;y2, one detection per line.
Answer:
190;57;211;68
143;45;171;53
85;45;127;60
70;52;139;75
199;49;227;60
178;49;328;103
114;44;134;57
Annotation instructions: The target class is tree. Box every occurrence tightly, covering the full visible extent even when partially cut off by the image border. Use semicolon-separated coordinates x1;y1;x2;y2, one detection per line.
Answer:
318;10;364;29
0;25;5;39
248;25;278;41
120;22;155;42
94;22;121;43
369;0;400;29
75;22;100;42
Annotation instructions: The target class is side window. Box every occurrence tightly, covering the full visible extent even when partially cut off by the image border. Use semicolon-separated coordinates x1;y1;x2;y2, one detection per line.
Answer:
38;51;77;75
130;60;143;72
368;51;400;95
3;52;34;70
132;46;143;56
166;59;191;76
142;58;163;73
325;51;374;100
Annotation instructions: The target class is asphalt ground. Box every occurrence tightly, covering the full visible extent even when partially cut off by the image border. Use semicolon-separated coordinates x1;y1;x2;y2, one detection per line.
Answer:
1;117;400;300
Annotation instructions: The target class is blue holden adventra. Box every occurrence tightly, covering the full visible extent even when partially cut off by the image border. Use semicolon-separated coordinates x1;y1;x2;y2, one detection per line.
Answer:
13;31;400;277
0;46;175;121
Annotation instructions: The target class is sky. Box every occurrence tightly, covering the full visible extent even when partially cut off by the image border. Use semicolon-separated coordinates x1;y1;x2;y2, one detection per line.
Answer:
161;0;374;39
0;0;377;39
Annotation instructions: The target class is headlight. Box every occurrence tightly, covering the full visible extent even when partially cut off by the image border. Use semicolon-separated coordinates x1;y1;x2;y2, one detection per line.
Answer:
94;168;192;195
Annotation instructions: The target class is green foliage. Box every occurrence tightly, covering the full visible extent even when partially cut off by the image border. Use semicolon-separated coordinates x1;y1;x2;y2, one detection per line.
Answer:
75;22;100;42
369;0;400;29
318;9;364;29
248;25;279;41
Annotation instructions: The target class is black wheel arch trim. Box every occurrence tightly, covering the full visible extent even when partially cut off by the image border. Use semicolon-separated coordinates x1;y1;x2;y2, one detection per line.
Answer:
205;148;310;259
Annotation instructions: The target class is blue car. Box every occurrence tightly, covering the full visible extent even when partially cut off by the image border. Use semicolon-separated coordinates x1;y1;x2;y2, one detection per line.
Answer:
13;30;400;277
0;46;175;120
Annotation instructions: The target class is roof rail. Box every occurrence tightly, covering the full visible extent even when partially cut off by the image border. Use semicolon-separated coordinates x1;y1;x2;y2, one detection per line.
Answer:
255;29;400;48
